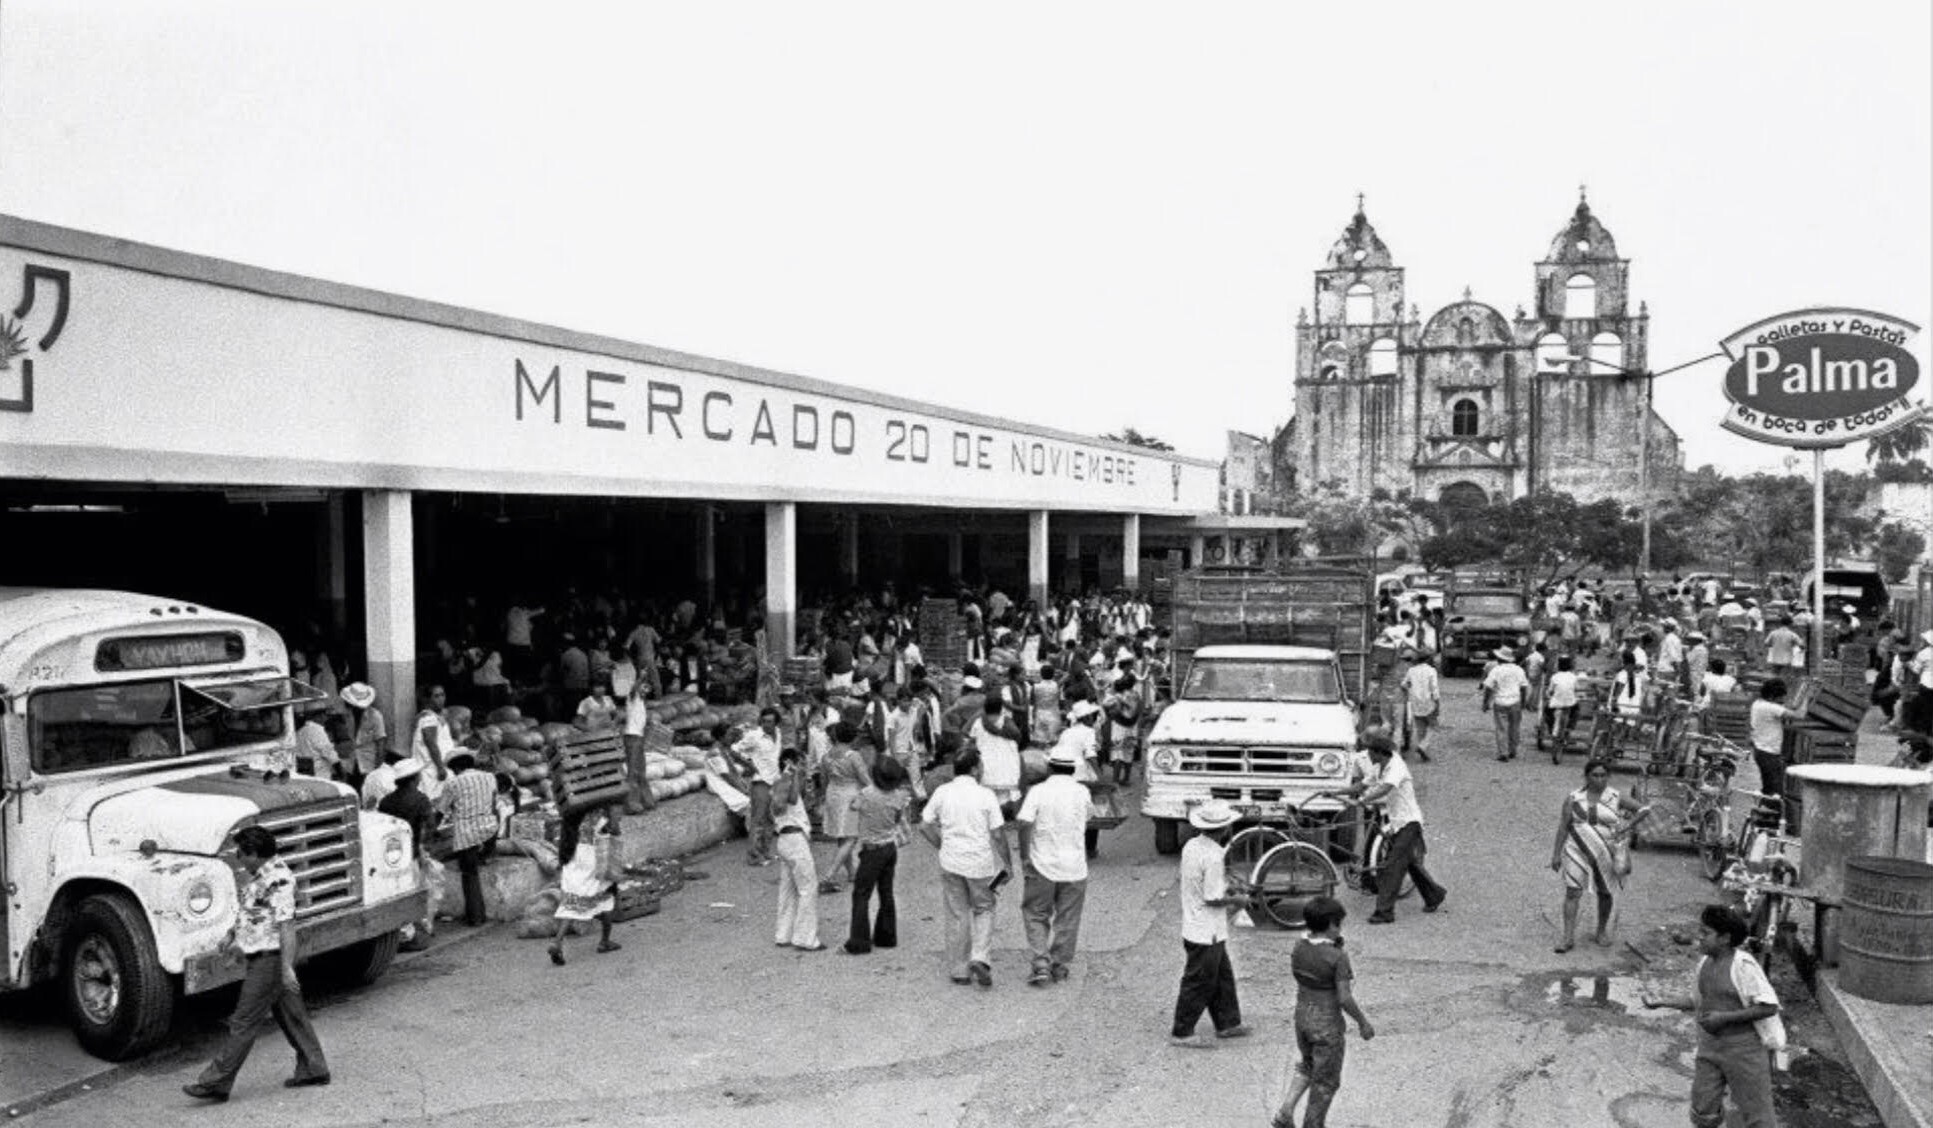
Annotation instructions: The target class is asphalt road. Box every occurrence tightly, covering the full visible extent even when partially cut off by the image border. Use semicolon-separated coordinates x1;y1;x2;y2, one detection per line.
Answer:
3;681;1885;1127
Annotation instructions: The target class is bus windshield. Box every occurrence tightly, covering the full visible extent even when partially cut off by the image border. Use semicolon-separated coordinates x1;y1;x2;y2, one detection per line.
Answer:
1182;659;1341;704
28;677;291;774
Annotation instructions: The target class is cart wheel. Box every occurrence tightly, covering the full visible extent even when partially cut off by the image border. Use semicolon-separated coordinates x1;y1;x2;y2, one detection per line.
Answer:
1223;826;1290;884
1249;842;1340;929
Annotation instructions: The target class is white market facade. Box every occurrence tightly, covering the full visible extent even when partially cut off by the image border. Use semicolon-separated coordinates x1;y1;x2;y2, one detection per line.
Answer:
0;215;1269;714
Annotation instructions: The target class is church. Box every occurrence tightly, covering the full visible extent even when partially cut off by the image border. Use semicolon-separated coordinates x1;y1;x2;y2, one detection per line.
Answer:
1261;194;1682;513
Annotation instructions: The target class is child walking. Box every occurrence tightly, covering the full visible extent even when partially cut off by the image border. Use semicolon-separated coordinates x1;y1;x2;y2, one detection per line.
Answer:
1274;896;1374;1128
549;810;620;966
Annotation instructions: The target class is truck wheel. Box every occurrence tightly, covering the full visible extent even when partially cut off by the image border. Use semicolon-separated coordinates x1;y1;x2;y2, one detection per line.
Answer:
63;893;176;1062
1154;818;1182;856
313;931;401;986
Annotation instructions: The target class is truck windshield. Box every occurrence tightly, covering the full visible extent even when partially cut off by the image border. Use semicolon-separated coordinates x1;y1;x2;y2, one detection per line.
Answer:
1182;659;1339;703
1453;594;1524;615
28;678;290;774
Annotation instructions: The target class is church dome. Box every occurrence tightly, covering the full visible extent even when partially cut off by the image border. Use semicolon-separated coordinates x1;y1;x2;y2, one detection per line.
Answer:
1420;298;1512;347
1545;195;1619;262
1325;205;1395;269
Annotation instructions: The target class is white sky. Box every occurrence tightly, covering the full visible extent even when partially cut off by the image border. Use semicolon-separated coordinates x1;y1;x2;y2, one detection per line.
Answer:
0;0;1927;475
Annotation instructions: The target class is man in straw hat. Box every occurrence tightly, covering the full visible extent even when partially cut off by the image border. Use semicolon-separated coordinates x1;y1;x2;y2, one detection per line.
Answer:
1169;799;1252;1047
1015;740;1092;986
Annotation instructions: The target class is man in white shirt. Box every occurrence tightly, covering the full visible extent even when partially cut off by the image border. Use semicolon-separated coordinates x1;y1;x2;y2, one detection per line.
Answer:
733;708;784;866
920;749;1011;988
1015;744;1091;986
1657;622;1686;692
295;709;339;779
1169;799;1250;1047
1398;649;1441;762
968;698;1024;811
1347;733;1446;924
1481;647;1532;761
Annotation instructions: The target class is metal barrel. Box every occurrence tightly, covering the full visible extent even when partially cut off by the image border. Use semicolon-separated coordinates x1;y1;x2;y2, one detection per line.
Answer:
1840;856;1933;1004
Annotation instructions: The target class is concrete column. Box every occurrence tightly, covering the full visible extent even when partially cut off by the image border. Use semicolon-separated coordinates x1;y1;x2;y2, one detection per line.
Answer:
1028;511;1050;610
1064;532;1082;595
947;531;964;582
1190;534;1206;571
696;505;717;611
763;502;797;662
1122;514;1142;592
839;515;860;591
362;490;416;750
316;492;349;641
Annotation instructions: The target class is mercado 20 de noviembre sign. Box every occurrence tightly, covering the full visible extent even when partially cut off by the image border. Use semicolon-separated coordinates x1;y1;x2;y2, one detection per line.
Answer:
1719;307;1922;449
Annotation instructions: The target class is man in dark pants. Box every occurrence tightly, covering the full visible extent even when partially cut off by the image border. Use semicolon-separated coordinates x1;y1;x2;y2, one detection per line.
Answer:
443;750;499;926
1347;732;1447;924
1170;799;1251;1047
184;826;330;1101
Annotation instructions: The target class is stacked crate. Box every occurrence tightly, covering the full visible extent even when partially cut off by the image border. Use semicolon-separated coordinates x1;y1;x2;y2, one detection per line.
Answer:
781;654;825;692
917;601;970;669
546;730;630;814
1782;677;1863;765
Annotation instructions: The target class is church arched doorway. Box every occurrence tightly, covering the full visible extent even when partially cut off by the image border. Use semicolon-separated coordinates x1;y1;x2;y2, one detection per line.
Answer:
1439;480;1489;515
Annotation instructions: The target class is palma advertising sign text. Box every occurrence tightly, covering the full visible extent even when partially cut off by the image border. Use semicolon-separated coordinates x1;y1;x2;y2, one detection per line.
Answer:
1718;308;1922;448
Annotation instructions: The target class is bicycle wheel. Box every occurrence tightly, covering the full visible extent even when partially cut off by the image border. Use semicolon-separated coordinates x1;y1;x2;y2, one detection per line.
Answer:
1223;826;1290;885
1364;828;1415;899
1747;860;1799;966
1697;808;1729;883
1249;842;1340;930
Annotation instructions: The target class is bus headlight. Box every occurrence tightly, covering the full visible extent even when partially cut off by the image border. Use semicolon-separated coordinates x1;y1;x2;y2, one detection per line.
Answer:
185;880;215;916
1150;747;1179;773
383;834;407;869
1316;752;1344;775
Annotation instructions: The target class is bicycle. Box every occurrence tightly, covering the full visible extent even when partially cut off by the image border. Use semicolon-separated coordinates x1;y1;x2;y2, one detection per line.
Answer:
1719;789;1802;965
1238;796;1411;930
1628;733;1743;882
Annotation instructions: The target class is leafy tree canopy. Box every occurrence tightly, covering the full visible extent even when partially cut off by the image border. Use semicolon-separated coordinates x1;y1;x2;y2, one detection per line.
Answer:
1102;427;1175;451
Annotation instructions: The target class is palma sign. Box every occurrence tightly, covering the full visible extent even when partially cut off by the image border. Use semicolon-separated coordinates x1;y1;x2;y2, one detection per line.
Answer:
1719;308;1922;448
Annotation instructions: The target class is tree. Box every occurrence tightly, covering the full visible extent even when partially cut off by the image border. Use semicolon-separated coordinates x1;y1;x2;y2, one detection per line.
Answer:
1876;521;1926;583
1867;421;1931;465
1416;491;1663;583
1102;427;1175;452
1285;479;1421;559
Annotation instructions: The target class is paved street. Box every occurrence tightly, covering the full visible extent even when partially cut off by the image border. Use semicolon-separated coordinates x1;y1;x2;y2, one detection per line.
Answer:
3;683;1884;1127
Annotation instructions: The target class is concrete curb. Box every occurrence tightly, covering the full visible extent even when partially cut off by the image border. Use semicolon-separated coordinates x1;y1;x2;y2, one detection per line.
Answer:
1816;969;1933;1128
436;792;741;921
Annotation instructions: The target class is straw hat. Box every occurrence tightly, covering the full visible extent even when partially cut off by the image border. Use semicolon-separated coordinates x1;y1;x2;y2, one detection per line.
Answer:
1188;800;1238;831
340;683;377;709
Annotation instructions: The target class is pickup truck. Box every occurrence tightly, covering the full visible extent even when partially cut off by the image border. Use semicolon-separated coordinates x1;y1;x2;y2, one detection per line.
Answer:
1141;644;1358;855
1439;587;1533;673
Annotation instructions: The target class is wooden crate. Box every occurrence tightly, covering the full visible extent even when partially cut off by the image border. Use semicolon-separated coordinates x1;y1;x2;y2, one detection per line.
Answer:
1785;721;1857;765
609;879;662;922
1791;677;1865;733
546;730;630;814
1706;690;1755;746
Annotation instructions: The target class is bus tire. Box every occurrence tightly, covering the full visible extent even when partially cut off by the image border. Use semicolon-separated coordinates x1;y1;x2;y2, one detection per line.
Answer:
315;931;401;986
64;893;176;1062
1154;818;1182;856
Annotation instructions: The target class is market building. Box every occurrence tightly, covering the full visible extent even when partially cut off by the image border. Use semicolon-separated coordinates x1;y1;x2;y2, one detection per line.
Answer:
1258;194;1684;511
0;215;1300;721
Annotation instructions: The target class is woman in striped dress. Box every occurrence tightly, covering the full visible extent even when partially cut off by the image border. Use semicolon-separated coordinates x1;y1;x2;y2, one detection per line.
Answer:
1549;759;1649;953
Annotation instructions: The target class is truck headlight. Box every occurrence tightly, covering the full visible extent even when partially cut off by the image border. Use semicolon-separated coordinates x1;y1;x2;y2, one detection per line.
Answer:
383;834;407;869
186;880;215;916
1317;752;1344;775
1150;747;1179;773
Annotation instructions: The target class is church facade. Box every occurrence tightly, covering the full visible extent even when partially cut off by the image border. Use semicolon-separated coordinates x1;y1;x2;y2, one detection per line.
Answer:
1269;196;1682;513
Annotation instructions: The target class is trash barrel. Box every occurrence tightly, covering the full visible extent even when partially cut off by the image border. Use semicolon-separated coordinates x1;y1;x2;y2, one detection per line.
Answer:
1840;856;1933;1004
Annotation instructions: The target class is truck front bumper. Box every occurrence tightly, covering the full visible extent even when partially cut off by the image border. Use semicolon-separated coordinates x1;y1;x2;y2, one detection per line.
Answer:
1142;778;1352;823
183;889;429;995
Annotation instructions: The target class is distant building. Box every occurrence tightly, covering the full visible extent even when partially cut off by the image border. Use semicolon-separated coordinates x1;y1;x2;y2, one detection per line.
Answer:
1257;194;1682;513
1221;429;1275;514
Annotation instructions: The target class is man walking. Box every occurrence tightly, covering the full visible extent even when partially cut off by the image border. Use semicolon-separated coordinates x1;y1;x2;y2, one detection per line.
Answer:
1170;800;1251;1047
1015;743;1091;986
920;748;1011;987
1397;649;1440;762
1481;647;1531;761
183;826;330;1101
1349;733;1446;924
